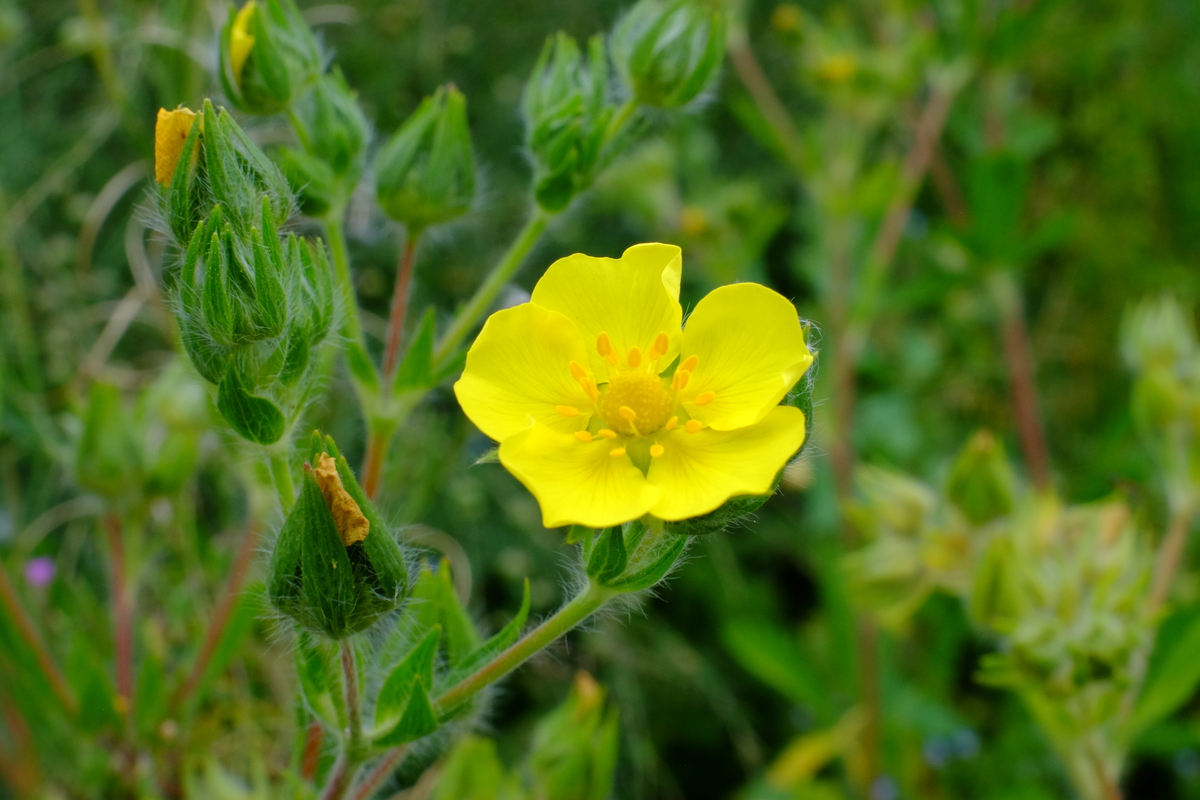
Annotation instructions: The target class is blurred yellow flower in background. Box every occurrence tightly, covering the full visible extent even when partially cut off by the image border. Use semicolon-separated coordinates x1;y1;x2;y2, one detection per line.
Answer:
230;1;257;85
455;243;812;528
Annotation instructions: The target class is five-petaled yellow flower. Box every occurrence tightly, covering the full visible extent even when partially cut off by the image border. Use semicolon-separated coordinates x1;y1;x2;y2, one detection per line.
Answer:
454;243;813;529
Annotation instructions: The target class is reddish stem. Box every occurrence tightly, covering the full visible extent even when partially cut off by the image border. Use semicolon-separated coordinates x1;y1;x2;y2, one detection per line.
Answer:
0;561;76;715
170;522;261;711
361;427;389;501
996;282;1052;491
104;512;135;724
352;746;410;800
301;721;324;780
382;236;419;388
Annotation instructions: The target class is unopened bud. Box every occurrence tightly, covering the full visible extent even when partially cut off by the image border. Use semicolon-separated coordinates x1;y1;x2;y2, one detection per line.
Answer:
528;671;620;800
1121;295;1196;372
946;430;1015;526
219;0;322;115
611;0;726;109
374;85;476;231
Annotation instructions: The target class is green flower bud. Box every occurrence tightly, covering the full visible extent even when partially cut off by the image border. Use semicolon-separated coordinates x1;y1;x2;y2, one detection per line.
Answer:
269;435;410;639
528;672;620;800
374;85;476;231
280;69;369;216
156;100;294;247
1131;365;1184;432
76;382;143;500
522;33;613;212
611;0;726;109
945;430;1015;526
174;198;334;445
219;0;322;116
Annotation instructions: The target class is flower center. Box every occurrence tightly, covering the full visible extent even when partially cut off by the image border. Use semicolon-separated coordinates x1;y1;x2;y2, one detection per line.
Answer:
599;370;675;436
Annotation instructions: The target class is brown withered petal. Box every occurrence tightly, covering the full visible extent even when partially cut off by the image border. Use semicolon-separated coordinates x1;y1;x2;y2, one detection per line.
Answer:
313;452;370;546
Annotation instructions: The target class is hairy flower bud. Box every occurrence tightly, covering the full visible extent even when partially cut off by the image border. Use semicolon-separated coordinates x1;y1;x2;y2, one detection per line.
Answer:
374;85;476;231
281;69;369;216
268;435;410;639
219;0;322;115
522;33;613;212
611;0;726;109
946;430;1015;526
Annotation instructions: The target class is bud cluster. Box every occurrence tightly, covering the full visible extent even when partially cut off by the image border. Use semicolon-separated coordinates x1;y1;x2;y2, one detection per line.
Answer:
610;0;725;110
219;0;322;116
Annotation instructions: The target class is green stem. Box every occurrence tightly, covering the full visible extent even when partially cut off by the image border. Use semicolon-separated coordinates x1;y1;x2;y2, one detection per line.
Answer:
269;452;296;513
433;581;614;716
606;99;639;143
286;108;314;153
433;209;550;368
321;641;365;800
324;214;364;345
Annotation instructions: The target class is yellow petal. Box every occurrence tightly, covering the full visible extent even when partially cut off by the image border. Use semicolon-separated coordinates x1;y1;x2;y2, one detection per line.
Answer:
531;243;683;378
500;424;660;528
312;453;370;546
678;283;813;431
647;405;806;521
230;1;257;85
154;107;198;186
454;303;596;442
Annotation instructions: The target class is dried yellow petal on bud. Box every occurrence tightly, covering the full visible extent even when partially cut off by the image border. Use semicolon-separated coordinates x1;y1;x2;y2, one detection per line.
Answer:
313;452;370;546
154;107;198;186
230;1;257;85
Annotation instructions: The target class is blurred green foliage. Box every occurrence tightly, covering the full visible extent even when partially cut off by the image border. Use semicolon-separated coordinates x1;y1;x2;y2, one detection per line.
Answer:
6;0;1200;798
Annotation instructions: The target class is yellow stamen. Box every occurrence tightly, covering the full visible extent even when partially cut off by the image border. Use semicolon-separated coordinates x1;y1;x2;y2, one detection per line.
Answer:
618;406;637;421
672;370;690;391
557;405;580;417
695;391;715;406
575;431;593;442
610;447;627;457
569;361;588;381
649;332;669;360
650;444;665;458
681;355;699;372
597;332;619;365
580;377;600;402
598;429;618;439
685;419;703;433
664;416;678;431
627;346;642;369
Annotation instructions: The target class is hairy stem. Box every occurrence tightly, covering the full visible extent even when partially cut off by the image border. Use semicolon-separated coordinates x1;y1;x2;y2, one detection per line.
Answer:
382;234;420;388
321;642;365;800
324;214;364;345
269;451;296;513
1149;502;1197;615
433;209;550;368
0;561;76;715
433;582;614;716
104;512;135;728
351;745;411;800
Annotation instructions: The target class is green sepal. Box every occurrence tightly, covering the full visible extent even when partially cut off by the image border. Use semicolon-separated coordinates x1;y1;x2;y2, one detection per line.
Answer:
603;535;686;593
443;579;531;687
393;306;436;393
202;232;235;344
252;227;287;337
565;525;590;545
473;447;500;465
216;367;285;445
374;625;441;733
297;469;356;638
167;117;205;242
586;527;627;585
345;341;379;393
279;330;309;387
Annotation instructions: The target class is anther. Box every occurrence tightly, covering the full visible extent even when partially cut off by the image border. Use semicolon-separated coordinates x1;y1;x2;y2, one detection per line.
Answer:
695;391;715;406
597;332;619;365
618;406;638;421
579;377;600;402
650;332;669;360
664;416;679;431
598;429;618;439
685;419;703;433
672;370;690;391
557;405;580;417
650;444;665;458
681;355;699;372
627;346;642;369
610;447;627;458
575;431;593;442
569;361;587;381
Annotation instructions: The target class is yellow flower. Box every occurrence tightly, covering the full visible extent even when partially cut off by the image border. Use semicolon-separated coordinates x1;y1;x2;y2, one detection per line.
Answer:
230;1;257;86
154;107;198;186
454;243;813;528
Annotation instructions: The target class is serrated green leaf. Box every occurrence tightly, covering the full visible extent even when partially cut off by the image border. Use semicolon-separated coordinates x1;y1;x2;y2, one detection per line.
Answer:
394;307;436;392
345;341;379;392
375;625;441;732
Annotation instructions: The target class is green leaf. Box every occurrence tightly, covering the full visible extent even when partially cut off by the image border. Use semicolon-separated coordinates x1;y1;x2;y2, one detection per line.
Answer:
345;341;380;393
375;626;441;732
216;369;285;445
720;617;826;715
604;534;686;592
1131;603;1200;736
586;527;627;585
394;307;437;392
444;579;530;686
375;681;438;747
